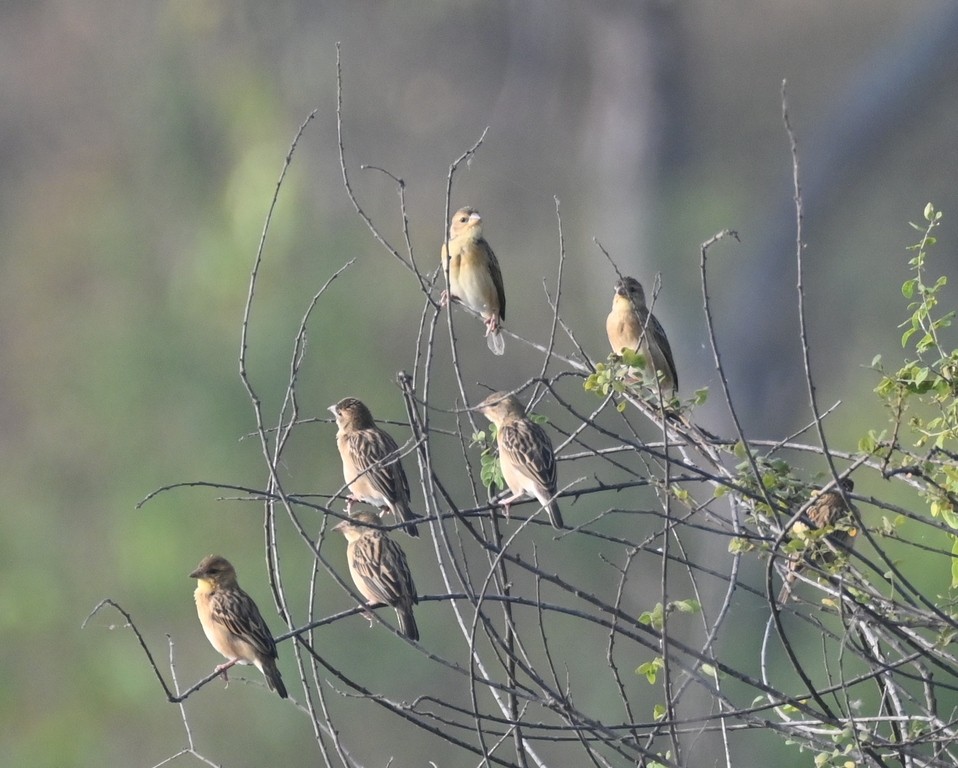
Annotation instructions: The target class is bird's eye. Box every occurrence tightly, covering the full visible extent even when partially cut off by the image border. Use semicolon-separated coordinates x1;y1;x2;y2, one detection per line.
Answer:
459;215;468;223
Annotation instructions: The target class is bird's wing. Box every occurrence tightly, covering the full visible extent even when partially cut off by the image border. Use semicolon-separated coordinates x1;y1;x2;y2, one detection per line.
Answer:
348;428;410;502
484;240;506;321
211;589;277;659
352;534;417;605
500;420;556;496
646;312;678;389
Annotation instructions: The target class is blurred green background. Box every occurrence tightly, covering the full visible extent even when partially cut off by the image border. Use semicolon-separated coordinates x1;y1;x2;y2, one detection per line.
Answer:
3;1;958;765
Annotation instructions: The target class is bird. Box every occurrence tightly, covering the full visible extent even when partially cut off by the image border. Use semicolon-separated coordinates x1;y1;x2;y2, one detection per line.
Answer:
606;276;678;393
189;554;288;699
779;478;858;603
476;391;563;529
329;397;422;538
334;511;420;641
440;206;507;355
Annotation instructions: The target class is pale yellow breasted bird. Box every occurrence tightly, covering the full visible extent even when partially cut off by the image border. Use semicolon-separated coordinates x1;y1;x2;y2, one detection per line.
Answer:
440;206;507;355
606;276;678;393
329;397;422;538
477;391;563;529
779;478;858;603
334;511;420;641
189;554;288;698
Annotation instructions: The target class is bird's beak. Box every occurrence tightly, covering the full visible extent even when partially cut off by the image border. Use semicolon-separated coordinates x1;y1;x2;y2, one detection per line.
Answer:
469;212;482;224
327;405;337;417
189;567;202;579
614;280;626;296
332;519;346;532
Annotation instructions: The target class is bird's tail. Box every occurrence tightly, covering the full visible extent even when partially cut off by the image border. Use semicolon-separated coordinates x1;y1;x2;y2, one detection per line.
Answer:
777;581;794;606
258;658;288;699
486;329;505;355
397;605;420;641
546;500;564;530
393;501;422;538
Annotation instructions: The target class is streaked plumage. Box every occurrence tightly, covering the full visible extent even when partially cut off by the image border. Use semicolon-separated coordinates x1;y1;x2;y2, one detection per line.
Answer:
190;554;287;698
440;206;507;355
606;276;678;393
477;391;563;529
334;511;420;641
779;478;858;603
329;397;421;538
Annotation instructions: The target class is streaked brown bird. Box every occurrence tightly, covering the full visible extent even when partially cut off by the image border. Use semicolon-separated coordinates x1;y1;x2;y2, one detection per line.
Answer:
440;206;507;355
779;478;858;603
189;554;288;699
477;391;563;529
329;397;422;538
606;276;678;393
334;511;420;641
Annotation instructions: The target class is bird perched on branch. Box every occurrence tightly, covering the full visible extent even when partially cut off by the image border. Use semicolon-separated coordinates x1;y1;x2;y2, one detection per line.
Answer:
779;478;858;603
189;554;288;698
329;397;422;538
440;206;507;355
477;391;563;529
606;276;678;394
334;511;420;641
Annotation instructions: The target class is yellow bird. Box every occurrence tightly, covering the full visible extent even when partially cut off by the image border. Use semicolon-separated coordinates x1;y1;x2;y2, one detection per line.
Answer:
334;511;420;641
440;206;507;355
779;478;858;603
606;276;678;393
329;397;422;538
189;554;287;698
477;391;563;529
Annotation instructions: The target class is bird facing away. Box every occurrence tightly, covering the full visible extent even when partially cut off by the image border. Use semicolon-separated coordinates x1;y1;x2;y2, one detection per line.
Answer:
606;276;678;393
440;206;507;355
189;554;288;699
779;478;858;603
477;391;563;529
334;511;420;641
329;397;422;538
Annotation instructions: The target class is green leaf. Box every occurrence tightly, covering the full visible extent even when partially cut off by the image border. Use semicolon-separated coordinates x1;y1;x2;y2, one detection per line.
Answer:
652;704;666;721
636;656;664;684
672;599;701;615
639;603;665;630
620;348;645;368
728;537;754;554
